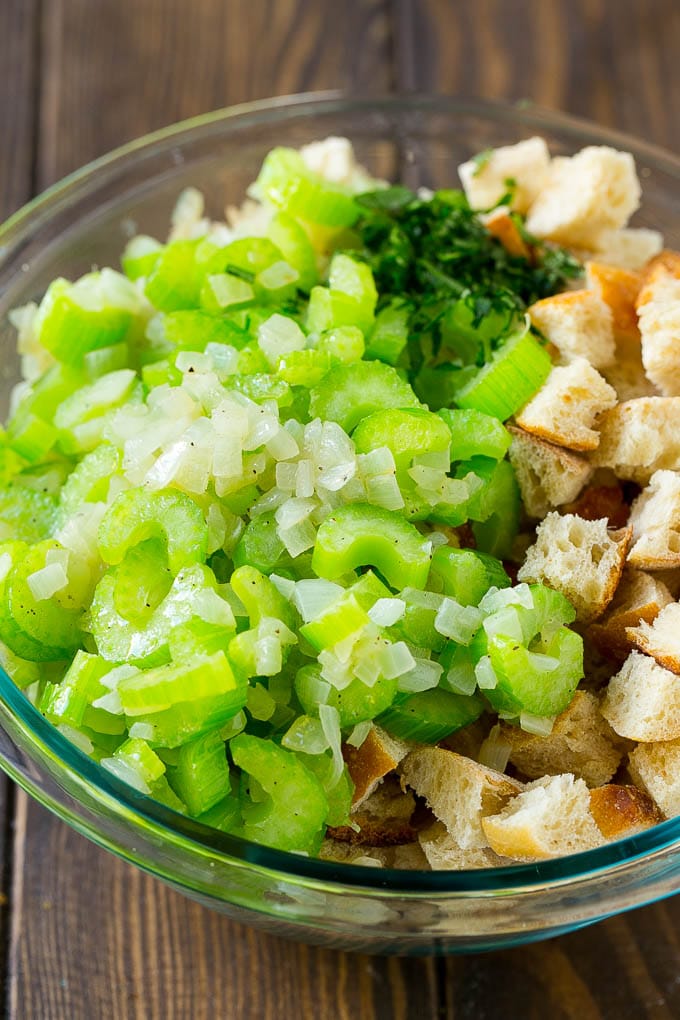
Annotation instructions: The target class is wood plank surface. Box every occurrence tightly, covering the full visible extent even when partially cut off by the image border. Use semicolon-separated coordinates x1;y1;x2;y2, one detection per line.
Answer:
2;1;680;1018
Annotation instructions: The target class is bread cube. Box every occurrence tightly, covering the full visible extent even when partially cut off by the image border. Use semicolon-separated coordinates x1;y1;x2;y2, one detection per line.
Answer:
583;227;663;271
638;275;680;396
589;568;673;661
586;261;642;343
628;470;680;569
515;358;617;451
517;512;631;623
483;208;531;259
418;822;511;869
507;426;592;518
458;136;550;214
481;774;604;860
593;398;680;483
526;146;641;247
602;649;680;741
628;738;680;818
528;290;615;369
589;784;661;839
343;725;413;809
627;602;680;673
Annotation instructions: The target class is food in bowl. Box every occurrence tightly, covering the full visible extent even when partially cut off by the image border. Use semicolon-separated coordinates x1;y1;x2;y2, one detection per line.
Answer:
0;130;677;871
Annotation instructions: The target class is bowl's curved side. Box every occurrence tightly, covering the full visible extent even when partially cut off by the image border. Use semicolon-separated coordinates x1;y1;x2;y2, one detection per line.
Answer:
0;94;680;951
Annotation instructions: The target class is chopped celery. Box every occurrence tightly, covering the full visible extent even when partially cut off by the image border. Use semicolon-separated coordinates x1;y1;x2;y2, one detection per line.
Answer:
378;689;485;742
167;728;231;815
455;329;552;420
309;361;421;433
255;147;359;227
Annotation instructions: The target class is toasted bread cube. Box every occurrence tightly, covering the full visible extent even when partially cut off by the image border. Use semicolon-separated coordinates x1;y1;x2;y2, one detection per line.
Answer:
418;822;511;870
329;776;416;846
586;261;642;343
584;227;663;271
458;136;550;214
343;725;413;809
528;290;615;369
637;276;680;396
517;512;631;623
601;344;658;402
636;249;680;308
507;427;592;518
501;691;624;787
482;208;531;259
589;784;662;839
481;774;604;860
589;568;673;660
628;470;680;569
525;146;640;247
399;747;522;849
626;602;680;673
515;359;617;452
602;649;680;742
628;738;680;818
593;398;680;483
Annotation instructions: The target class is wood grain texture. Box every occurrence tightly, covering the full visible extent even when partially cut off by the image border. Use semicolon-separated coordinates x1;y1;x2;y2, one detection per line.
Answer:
4;1;680;1017
37;0;394;188
395;0;680;149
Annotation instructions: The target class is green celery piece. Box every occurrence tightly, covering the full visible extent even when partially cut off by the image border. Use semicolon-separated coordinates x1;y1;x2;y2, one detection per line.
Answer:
441;296;518;354
429;547;510;606
455;329;552;420
200;238;297;306
195;791;242;833
200;274;255;313
112;538;173;627
0;639;44;690
141;359;182;389
295;664;398;729
230;373;292;407
0;540;83;660
306;287;369;335
378;688;485;743
54;369;140;455
312;503;432;591
299;592;369;652
231;733;329;853
365;301;410;365
469;461;520;559
413;363;478;413
35;272;140;366
163;310;250;352
327;253;377;334
230;565;297;630
129;691;247;749
39;650;111;729
168;618;235;662
0;438;27;486
57;443;121;522
98;487;208;575
353;407;451;473
83;342;130;380
438;408;511;461
346;570;392;611
267;211;318;292
309;361;421;434
388;588;447;653
118;650;244;715
121;235;163;281
144;239;204;311
89;563;233;666
316;326;365;365
526;583;577;633
277;348;332;387
232;513;288;575
0;486;56;544
7;363;85;461
299;751;354;827
255;147;360;227
484;628;583;717
167;728;231;816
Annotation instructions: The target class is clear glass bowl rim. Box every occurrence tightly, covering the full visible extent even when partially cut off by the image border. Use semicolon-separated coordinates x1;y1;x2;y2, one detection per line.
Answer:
1;90;679;897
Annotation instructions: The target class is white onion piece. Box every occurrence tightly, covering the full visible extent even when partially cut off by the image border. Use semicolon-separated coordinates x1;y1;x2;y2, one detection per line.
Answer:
397;657;442;693
519;711;556;736
475;655;498;690
319;703;344;784
480;583;534;613
26;562;69;601
293;579;344;622
379;640;416;680
282;715;329;755
278;518;317;557
368;598;406;627
346;720;372;748
435;599;483;644
478;725;512;772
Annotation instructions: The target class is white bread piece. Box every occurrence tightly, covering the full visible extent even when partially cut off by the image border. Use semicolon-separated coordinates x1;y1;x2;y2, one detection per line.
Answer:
501;691;624;787
525;147;641;247
329;776;416;846
458;137;550;214
602;649;680;742
637;250;680;309
481;774;604;860
593;398;680;483
515;359;617;452
583;228;664;271
517;512;631;623
628;470;680;569
528;290;615;369
589;784;662;839
638;276;680;396
299;136;376;191
399;747;522;849
343;725;414;809
418;822;511;870
627;602;680;673
589;568;673;660
507;426;592;518
628;738;680;818
602;346;658;402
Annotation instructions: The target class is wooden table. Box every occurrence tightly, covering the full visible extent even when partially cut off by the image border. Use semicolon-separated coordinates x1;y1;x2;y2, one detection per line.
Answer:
1;1;679;1016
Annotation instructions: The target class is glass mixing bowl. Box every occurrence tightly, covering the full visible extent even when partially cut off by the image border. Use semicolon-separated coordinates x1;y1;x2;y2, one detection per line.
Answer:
0;94;679;955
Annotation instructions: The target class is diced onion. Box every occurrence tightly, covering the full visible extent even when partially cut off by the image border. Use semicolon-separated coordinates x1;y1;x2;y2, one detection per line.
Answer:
397;657;443;693
278;518;317;557
275;496;317;530
519;711;556;736
26;562;69;601
480;583;534;613
379;640;416;680
434;599;483;644
364;473;405;510
478;725;512;772
346;720;372;748
475;655;498;690
282;715;329;755
444;660;477;696
258;313;306;365
319;703;344;784
482;606;524;644
293;578;344;622
247;682;277;720
368;598;406;627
